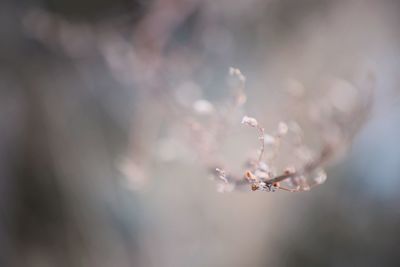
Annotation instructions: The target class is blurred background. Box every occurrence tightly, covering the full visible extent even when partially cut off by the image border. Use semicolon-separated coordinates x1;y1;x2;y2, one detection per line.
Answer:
1;0;400;266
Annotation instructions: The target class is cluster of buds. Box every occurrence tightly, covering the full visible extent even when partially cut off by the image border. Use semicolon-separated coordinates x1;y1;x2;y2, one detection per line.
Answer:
187;67;373;193
231;116;328;192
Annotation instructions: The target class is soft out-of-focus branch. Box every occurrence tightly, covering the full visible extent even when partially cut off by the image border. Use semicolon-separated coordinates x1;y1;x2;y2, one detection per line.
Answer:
22;4;374;194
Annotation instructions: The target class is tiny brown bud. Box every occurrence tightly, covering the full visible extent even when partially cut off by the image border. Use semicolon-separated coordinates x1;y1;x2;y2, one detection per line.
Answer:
245;170;257;181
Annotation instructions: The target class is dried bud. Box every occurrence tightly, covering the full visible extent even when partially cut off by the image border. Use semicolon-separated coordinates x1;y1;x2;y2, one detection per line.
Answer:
278;121;289;135
216;168;228;183
251;183;259;191
242;116;258;127
229;67;237;76
245;170;257;182
313;169;327;184
229;67;246;83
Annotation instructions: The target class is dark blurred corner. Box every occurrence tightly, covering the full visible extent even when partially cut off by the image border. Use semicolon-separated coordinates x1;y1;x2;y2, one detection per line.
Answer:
0;0;148;266
268;165;400;267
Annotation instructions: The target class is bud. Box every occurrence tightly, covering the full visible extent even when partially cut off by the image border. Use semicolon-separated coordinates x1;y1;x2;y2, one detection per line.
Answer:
215;168;228;183
241;116;258;127
245;170;257;182
313;169;327;184
229;67;246;83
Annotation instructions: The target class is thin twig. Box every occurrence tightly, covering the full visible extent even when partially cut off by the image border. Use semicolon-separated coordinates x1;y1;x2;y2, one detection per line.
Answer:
257;126;265;162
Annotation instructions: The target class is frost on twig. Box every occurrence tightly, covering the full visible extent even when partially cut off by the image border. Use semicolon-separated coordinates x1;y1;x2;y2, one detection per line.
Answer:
185;68;373;193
